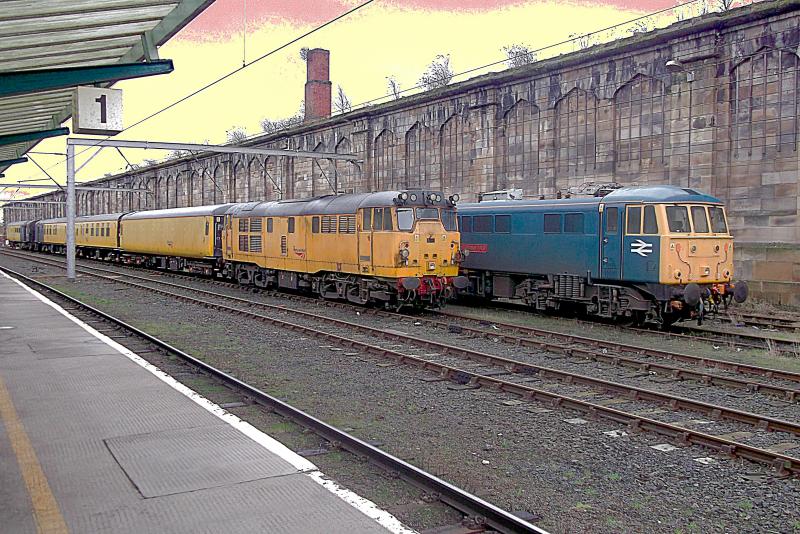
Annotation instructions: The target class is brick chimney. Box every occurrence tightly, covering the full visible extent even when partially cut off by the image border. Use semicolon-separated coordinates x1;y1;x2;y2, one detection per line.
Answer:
304;48;331;122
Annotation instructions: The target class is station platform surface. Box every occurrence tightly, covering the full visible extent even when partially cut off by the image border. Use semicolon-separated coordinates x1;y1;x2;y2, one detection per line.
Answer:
0;271;410;534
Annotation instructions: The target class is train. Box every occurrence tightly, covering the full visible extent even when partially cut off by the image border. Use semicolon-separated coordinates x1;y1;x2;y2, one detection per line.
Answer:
5;190;468;310
457;185;748;326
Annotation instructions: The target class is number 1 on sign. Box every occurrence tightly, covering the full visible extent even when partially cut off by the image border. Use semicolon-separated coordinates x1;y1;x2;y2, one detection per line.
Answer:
95;94;107;123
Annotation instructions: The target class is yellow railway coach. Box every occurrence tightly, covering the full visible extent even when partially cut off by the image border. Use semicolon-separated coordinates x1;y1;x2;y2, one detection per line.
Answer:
224;190;467;308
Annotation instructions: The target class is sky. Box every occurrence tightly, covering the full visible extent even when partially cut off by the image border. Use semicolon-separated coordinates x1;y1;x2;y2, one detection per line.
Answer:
2;0;714;200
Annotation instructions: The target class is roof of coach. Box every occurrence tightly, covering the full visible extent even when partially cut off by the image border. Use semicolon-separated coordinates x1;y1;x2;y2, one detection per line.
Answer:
460;185;721;211
231;190;453;217
122;204;235;220
77;213;127;222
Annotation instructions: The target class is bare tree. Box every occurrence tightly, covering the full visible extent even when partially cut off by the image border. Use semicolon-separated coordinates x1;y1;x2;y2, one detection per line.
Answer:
299;47;309;61
226;127;248;144
502;44;537;68
568;33;593;50
166;149;189;160
628;18;653;35
260;102;305;134
716;0;735;10
419;54;453;91
386;76;401;100
334;85;352;114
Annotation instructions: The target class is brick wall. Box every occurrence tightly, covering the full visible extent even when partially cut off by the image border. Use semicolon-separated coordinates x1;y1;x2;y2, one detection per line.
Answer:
7;1;800;305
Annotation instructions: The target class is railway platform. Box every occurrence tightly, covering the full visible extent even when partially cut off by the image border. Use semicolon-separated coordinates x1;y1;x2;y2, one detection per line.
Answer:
0;271;407;534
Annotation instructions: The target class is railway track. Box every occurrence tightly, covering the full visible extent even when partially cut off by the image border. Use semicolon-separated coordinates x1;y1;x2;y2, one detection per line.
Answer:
0;264;545;534
3;249;800;476
469;299;800;355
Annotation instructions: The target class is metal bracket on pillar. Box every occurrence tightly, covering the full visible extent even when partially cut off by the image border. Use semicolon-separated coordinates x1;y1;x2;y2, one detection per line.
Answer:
141;31;160;62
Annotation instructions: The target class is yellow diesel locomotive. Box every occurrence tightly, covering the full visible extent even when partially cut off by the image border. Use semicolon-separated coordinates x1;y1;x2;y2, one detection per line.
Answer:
12;190;466;309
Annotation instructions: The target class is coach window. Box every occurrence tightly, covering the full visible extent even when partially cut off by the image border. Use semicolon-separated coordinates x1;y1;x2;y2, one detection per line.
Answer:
312;216;320;234
666;206;690;233
474;215;493;233
643;206;659;234
90;226;94;236
564;213;584;234
461;216;473;233
495;215;511;233
397;208;413;231
267;218;273;233
382;207;393;231
626;207;641;234
690;206;709;233
288;217;295;233
544;213;561;233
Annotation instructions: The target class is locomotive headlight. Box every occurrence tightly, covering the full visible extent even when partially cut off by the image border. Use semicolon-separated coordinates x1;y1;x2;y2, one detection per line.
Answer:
399;192;409;201
410;193;418;201
450;194;460;203
399;248;410;259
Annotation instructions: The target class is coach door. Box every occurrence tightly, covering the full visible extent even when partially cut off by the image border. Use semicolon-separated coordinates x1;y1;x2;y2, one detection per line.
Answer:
213;216;224;256
224;214;233;259
600;204;622;280
357;208;373;274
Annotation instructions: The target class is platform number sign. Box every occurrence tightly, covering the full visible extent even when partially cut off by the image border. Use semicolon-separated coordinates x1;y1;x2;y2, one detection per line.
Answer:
73;86;123;135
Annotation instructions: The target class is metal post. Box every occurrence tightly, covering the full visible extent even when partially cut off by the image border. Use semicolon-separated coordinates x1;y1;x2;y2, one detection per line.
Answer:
686;72;694;188
66;142;76;281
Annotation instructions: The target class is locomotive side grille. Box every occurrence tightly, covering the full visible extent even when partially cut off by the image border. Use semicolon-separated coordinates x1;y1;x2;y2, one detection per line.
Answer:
249;218;262;232
321;216;336;233
238;234;249;252
338;215;356;234
238;218;248;232
249;235;262;253
281;235;287;255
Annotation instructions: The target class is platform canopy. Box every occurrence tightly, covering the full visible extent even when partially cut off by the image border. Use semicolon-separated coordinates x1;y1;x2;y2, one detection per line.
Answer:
0;0;214;174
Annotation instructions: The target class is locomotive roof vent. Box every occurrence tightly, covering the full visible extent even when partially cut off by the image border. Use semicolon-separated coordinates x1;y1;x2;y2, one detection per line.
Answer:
565;182;626;198
478;188;523;202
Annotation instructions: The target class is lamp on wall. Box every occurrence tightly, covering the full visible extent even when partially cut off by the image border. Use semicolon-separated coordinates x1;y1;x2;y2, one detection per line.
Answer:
666;59;695;187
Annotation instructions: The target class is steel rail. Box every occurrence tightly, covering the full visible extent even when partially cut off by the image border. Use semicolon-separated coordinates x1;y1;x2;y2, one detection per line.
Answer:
4;250;800;407
0;265;547;534
6;252;800;444
436;309;800;386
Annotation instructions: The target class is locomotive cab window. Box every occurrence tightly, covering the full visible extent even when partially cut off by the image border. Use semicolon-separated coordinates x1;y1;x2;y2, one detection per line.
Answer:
441;210;457;231
666;206;690;233
362;209;371;231
643;206;658;234
690;206;709;233
709;207;728;233
461;216;473;233
397;208;413;231
373;208;383;231
415;208;439;221
382;208;393;231
605;207;619;234
626;207;641;234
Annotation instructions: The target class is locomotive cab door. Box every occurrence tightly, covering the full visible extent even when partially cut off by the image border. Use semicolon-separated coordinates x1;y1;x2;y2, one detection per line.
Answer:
357;208;373;274
600;204;622;280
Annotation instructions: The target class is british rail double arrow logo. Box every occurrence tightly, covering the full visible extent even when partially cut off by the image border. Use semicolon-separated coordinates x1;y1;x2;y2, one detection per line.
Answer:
630;239;653;257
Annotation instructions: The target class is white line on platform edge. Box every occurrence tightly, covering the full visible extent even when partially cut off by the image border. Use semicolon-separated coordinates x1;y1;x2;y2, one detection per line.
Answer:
1;270;418;534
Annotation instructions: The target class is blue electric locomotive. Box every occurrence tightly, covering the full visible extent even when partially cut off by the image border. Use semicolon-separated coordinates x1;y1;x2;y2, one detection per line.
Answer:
458;185;747;325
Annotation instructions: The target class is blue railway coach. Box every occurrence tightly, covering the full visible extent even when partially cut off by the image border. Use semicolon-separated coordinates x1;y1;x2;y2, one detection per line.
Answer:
458;185;747;325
